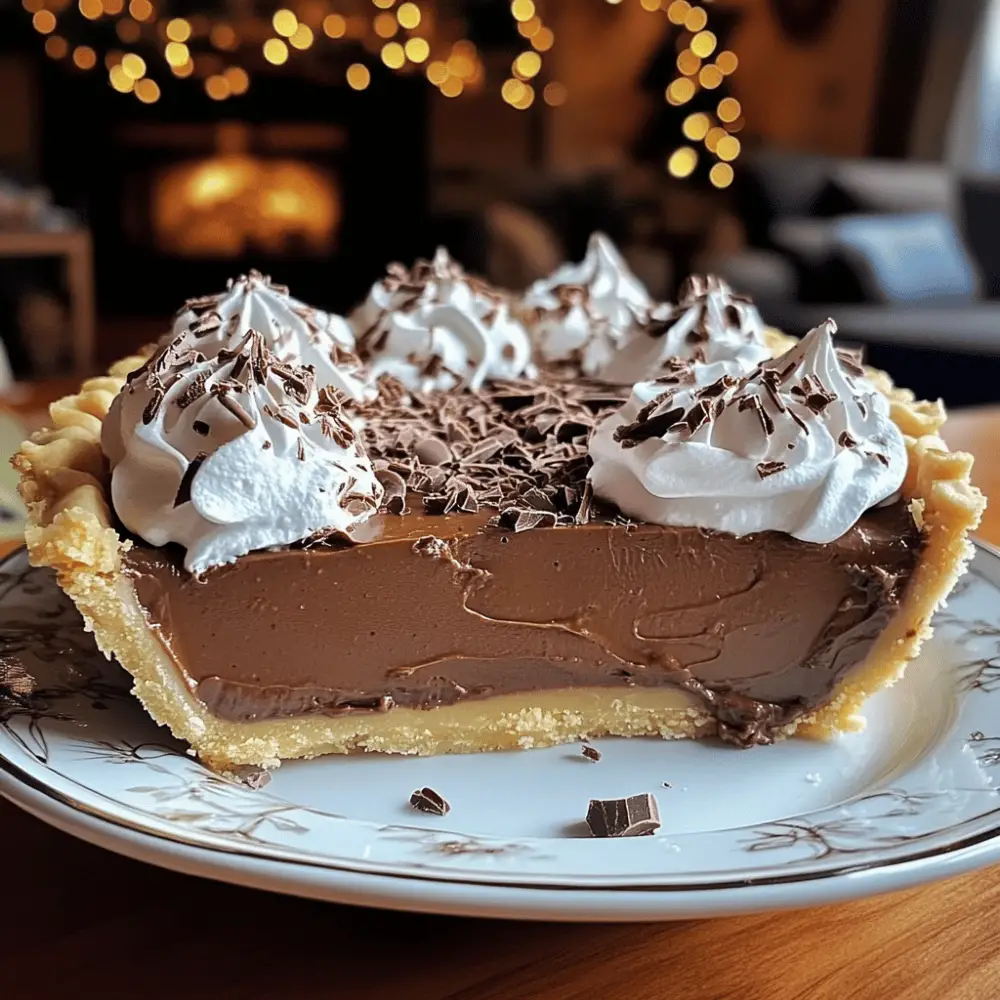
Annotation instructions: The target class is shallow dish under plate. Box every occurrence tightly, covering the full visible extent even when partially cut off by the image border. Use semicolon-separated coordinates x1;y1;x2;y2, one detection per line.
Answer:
3;544;1000;921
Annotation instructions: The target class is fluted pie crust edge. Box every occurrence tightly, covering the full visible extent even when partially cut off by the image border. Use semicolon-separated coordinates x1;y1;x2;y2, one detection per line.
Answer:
12;335;987;768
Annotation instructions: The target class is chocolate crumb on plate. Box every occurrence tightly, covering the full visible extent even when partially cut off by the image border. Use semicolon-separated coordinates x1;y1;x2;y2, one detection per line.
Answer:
581;744;602;762
586;793;661;838
410;786;451;816
229;764;271;790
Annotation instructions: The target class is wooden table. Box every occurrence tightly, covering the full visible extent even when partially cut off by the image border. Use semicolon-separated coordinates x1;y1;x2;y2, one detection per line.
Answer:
3;396;1000;1000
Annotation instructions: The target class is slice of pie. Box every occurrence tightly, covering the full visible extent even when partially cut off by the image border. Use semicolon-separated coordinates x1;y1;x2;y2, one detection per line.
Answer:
13;254;985;771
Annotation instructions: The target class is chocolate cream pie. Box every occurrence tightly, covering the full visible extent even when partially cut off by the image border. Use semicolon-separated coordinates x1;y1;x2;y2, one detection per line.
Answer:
14;243;986;769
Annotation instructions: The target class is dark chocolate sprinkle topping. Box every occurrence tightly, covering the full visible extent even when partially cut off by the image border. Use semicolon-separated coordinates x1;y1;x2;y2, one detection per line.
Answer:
586;794;660;838
409;786;451;816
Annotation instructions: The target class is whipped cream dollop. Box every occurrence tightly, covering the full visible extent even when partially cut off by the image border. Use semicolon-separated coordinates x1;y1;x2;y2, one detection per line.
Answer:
350;247;534;392
589;320;906;543
520;232;652;375
599;274;772;385
103;331;383;575
172;271;371;402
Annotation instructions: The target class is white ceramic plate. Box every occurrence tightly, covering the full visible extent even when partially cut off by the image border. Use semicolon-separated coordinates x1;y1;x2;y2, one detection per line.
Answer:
3;545;1000;921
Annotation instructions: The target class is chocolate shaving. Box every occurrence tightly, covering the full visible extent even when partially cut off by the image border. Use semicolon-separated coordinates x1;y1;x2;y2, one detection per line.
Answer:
192;420;210;436
216;391;257;430
409;786;450;816
756;460;787;479
838;431;857;448
175;371;209;410
586;794;660;838
174;453;206;507
229;765;271;790
614;405;685;447
581;745;602;762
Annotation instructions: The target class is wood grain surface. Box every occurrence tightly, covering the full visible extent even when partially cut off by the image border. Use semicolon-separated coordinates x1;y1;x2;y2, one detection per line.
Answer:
2;392;999;1000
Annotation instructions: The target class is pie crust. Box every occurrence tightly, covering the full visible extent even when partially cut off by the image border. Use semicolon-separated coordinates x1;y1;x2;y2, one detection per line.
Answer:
13;335;986;769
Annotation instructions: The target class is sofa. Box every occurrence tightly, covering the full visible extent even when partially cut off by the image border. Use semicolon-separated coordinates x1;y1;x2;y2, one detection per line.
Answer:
707;152;1000;406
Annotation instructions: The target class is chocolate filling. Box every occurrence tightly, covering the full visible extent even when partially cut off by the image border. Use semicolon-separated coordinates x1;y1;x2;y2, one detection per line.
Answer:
123;499;920;747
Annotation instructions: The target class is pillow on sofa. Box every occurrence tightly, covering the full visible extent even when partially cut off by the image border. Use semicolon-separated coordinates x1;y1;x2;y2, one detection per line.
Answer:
830;212;980;303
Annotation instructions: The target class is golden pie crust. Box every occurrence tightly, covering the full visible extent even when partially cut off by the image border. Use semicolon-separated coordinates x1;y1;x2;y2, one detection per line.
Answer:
12;334;987;769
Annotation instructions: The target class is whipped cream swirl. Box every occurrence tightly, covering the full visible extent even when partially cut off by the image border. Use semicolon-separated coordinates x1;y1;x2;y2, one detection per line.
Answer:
103;331;383;575
172;271;371;402
589;320;906;543
350;247;533;393
600;274;772;385
520;232;652;375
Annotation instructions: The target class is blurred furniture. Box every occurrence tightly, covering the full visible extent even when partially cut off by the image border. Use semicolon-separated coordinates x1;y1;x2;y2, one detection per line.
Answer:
0;380;998;999
709;152;1000;405
0;227;94;376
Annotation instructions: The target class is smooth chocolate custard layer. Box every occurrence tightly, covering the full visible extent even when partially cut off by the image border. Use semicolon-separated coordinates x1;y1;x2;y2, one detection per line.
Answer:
124;499;920;746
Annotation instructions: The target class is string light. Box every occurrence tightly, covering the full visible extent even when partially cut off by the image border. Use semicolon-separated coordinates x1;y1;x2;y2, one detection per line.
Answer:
710;162;734;188
518;16;541;37
289;24;314;49
531;27;554;52
684;5;708;31
716;50;738;75
682;112;710;140
164;42;188;67
667;146;698;178
676;49;700;75
127;0;152;22
512;83;534;109
346;63;371;90
440;76;464;98
640;0;660;9
121;52;146;79
116;19;140;43
543;81;567;106
78;0;101;19
405;37;429;62
171;57;193;77
262;38;288;65
225;66;250;95
396;2;420;29
666;1;690;25
502;77;526;104
381;41;405;68
22;0;43;13
31;10;56;33
72;45;96;69
699;64;723;89
666;77;696;105
690;30;716;58
134;77;160;102
322;14;346;38
513;51;541;79
205;74;229;100
704;125;727;152
717;97;741;123
373;12;396;36
510;0;535;23
272;9;298;37
165;17;190;42
426;60;447;85
44;35;68;58
101;0;123;14
372;0;395;8
108;64;134;92
715;135;741;161
210;23;238;50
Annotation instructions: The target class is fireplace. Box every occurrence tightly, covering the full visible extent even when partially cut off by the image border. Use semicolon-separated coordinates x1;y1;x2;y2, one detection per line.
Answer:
39;64;428;317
